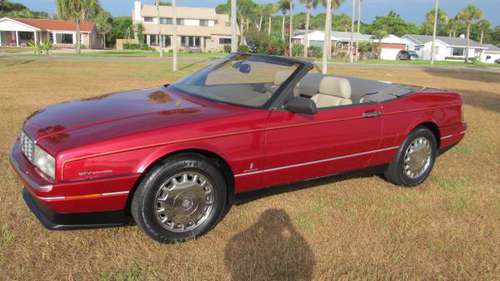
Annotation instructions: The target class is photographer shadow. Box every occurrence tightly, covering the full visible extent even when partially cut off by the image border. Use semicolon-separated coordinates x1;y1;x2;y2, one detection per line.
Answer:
224;209;315;281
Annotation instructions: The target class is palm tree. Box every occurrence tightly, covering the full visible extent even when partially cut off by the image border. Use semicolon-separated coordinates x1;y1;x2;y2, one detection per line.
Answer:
56;0;99;54
262;3;278;36
278;0;290;42
230;0;238;52
457;4;482;63
446;16;460;37
477;19;491;45
322;0;343;73
300;0;319;58
155;0;163;57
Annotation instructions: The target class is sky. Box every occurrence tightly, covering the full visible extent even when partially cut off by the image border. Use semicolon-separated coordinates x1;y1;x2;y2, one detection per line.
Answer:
11;0;500;26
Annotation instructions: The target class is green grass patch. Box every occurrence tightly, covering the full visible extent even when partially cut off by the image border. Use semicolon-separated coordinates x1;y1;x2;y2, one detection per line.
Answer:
0;224;15;249
436;177;466;192
99;263;145;281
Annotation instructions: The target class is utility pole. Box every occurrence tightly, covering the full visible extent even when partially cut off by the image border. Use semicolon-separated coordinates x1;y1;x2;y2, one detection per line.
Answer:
355;0;362;62
155;0;164;57
430;0;439;65
231;0;238;52
289;0;294;56
349;0;355;63
172;0;178;71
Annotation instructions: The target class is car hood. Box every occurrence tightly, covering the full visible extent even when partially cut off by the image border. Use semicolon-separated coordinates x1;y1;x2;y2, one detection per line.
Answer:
22;87;244;153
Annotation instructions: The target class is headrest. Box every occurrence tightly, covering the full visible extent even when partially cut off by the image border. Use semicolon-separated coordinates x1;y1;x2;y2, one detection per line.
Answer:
319;76;352;99
274;70;293;86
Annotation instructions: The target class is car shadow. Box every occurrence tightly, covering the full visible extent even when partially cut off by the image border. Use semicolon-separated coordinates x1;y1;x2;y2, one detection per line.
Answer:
224;209;315;281
453;89;500;114
234;166;385;205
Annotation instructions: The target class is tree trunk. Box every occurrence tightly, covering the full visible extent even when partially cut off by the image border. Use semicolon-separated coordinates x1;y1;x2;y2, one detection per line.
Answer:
465;23;471;63
282;15;285;41
76;19;81;55
322;0;332;74
173;0;178;71
289;1;293;56
258;16;263;32
230;0;238;52
268;16;272;36
480;30;484;45
304;2;310;58
240;16;246;45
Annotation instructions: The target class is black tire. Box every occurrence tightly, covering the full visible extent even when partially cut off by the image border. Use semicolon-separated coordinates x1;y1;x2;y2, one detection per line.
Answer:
384;127;437;187
131;153;227;243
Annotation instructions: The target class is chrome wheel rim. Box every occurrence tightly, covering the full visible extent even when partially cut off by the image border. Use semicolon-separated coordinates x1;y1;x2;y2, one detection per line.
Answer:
403;137;432;179
154;172;215;233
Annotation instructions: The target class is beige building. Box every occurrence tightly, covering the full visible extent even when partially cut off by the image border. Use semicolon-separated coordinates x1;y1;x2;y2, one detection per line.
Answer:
132;0;235;52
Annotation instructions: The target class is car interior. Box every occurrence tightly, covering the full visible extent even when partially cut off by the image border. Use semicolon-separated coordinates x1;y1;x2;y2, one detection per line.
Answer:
283;72;423;109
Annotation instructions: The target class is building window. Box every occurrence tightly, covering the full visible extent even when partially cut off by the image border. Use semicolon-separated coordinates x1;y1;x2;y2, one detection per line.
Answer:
49;33;54;43
144;17;153;23
181;36;201;48
160;18;173;25
56;33;74;44
452;47;464;56
219;38;231;45
200;20;209;26
177;19;184;25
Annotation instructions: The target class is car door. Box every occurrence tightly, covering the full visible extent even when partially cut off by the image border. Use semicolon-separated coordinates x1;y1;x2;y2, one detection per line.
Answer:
261;103;383;188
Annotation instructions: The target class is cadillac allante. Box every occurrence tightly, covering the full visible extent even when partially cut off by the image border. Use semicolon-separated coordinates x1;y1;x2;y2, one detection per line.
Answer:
10;53;466;243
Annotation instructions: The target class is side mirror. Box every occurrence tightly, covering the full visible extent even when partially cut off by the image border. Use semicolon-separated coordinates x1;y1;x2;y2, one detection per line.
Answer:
285;97;317;115
239;63;251;74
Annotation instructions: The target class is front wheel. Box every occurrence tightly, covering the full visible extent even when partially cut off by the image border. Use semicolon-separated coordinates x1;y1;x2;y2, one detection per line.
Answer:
131;154;227;243
384;127;437;187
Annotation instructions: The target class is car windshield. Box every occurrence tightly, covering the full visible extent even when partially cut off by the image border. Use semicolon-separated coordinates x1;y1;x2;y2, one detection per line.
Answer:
170;54;301;108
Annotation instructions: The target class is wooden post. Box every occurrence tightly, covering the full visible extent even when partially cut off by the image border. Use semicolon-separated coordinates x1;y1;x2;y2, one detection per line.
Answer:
16;31;20;47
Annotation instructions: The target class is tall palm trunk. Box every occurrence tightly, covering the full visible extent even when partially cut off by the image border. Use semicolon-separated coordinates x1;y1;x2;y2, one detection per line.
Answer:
240;16;246;45
75;19;81;54
172;0;178;71
304;2;310;58
268;16;272;36
480;29;484;44
281;15;285;41
465;23;471;63
322;0;332;74
289;1;293;56
258;16;263;32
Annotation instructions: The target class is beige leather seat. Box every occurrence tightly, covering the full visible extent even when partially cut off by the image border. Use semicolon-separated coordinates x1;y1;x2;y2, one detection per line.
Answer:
311;76;352;108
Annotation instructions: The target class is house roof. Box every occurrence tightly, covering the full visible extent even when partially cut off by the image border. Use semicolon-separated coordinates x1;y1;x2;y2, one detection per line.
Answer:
403;34;486;48
380;34;407;45
483;44;500;53
14;18;96;32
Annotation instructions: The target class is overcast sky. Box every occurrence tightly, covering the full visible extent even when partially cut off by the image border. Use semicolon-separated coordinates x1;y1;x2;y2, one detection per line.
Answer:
11;0;500;26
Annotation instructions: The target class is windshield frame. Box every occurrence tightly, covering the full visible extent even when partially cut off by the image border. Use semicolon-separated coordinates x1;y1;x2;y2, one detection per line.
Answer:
168;53;311;110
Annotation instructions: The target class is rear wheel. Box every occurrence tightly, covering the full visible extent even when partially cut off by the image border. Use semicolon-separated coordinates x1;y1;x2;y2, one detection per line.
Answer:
384;127;437;187
131;154;227;243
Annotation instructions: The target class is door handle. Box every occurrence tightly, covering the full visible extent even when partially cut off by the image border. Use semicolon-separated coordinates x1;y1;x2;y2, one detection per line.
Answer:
362;111;382;118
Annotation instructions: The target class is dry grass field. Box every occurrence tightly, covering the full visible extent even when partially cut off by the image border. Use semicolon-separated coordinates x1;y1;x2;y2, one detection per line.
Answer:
0;55;499;281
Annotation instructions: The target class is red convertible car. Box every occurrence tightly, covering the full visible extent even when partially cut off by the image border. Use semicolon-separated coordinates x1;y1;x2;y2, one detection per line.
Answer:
10;53;466;243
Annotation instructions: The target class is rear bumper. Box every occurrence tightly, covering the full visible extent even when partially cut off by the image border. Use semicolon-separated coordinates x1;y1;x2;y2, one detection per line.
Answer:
22;189;131;230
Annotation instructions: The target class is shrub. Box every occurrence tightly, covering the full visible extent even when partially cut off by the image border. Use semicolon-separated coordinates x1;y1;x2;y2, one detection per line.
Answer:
123;42;141;50
238;45;250;52
308;46;322;58
292;44;304;57
28;41;52;55
223;45;232;53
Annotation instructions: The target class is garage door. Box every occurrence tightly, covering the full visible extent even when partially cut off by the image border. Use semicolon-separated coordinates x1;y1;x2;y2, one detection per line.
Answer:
380;48;401;61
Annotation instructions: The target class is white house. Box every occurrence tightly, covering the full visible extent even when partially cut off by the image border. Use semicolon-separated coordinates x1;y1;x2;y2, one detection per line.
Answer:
403;34;487;61
480;44;500;64
0;17;104;49
293;30;372;48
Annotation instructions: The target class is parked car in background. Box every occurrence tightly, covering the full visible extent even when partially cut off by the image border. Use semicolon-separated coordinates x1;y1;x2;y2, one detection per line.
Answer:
397;50;419;60
495;58;500;64
10;53;466;243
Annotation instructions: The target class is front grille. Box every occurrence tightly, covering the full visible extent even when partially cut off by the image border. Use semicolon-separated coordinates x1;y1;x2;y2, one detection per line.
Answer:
20;131;35;163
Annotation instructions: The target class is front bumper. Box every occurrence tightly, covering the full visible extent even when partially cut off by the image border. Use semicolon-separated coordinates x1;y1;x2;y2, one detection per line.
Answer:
10;141;139;230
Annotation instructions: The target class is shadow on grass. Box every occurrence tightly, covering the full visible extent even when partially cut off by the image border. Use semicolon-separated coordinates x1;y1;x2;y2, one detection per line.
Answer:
422;67;499;83
224;209;315;281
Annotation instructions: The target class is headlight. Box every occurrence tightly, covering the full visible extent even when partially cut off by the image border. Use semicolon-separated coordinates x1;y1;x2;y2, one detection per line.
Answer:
33;145;55;180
